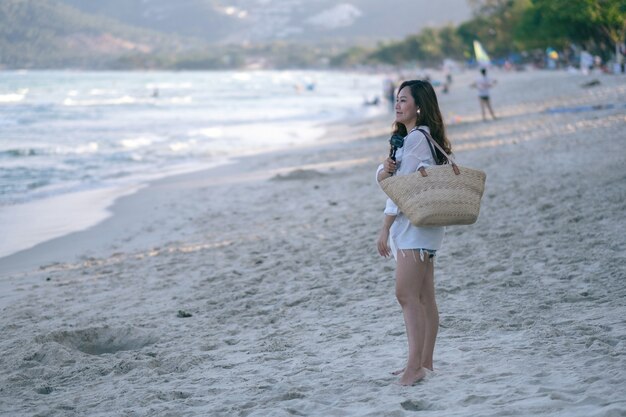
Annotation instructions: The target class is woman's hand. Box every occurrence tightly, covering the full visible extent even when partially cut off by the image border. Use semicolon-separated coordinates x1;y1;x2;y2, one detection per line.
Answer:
383;157;397;175
377;228;391;257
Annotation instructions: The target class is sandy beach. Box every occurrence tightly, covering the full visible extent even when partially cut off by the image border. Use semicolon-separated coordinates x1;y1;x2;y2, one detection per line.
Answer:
1;70;625;416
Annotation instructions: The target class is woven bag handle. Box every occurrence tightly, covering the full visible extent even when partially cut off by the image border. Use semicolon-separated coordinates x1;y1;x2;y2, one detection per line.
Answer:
417;128;460;175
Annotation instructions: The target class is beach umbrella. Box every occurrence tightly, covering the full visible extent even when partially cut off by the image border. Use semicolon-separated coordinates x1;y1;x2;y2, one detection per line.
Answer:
473;40;491;67
547;47;559;60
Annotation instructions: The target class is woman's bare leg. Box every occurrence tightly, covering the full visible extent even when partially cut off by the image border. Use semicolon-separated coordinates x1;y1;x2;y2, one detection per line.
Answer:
485;98;497;119
479;99;487;121
419;259;439;371
391;302;433;375
395;250;429;385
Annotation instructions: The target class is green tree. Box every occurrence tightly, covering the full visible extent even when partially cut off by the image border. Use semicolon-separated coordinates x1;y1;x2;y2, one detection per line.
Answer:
438;25;466;60
517;0;626;58
458;0;532;58
369;40;410;65
417;27;444;63
366;26;465;67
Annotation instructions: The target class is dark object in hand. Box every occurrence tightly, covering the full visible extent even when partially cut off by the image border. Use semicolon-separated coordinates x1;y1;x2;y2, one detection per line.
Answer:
389;133;405;161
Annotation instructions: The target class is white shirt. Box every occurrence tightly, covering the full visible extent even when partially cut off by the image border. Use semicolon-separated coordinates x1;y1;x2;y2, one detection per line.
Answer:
475;75;493;97
376;126;445;254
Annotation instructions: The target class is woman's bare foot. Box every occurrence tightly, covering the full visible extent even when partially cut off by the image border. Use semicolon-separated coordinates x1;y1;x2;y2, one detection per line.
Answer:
391;368;405;376
399;367;426;386
392;364;433;375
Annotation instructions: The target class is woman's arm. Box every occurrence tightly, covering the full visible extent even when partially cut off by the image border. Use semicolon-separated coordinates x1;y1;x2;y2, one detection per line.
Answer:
375;163;400;216
397;131;433;174
377;214;396;257
376;158;397;182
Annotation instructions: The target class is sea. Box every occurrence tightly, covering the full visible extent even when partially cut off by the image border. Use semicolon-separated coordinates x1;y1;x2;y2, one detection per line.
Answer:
0;70;387;258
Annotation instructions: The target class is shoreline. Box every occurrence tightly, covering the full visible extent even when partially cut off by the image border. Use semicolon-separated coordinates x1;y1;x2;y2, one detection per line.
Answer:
0;69;389;263
0;160;229;261
0;102;389;268
0;112;390;276
0;184;143;259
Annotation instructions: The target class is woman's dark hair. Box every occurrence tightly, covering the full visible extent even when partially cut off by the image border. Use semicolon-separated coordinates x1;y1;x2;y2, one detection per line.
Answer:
392;80;452;164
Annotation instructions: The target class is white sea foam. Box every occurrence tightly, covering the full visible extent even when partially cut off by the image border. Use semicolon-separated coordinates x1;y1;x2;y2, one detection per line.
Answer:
187;127;224;139
63;95;142;106
168;141;194;152
168;95;193;104
89;88;117;95
119;137;153;149
54;142;99;155
0;88;28;103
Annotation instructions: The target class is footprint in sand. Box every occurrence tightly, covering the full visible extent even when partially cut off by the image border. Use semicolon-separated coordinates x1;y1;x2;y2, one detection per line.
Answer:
401;400;429;411
46;326;157;355
35;386;54;395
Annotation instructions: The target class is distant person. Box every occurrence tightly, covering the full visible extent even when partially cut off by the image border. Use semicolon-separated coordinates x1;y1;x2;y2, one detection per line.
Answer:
580;50;594;75
471;68;497;121
593;55;603;74
152;88;159;98
376;80;452;385
363;96;380;106
441;71;452;94
383;77;396;112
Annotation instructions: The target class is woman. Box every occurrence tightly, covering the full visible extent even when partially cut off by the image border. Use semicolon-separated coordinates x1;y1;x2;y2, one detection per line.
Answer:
376;80;452;386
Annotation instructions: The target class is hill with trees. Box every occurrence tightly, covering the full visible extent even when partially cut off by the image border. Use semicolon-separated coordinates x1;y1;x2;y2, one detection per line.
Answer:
0;0;198;69
0;0;473;69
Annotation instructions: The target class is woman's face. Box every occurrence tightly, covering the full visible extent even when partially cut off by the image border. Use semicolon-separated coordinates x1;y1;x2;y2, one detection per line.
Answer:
395;86;418;127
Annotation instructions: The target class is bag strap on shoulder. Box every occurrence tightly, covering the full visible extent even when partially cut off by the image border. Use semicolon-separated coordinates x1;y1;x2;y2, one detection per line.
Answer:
417;128;461;175
417;128;458;166
423;132;440;165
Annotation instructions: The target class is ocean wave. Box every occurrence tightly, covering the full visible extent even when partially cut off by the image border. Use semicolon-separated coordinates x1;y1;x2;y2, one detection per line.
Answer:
119;137;154;149
57;142;100;155
62;95;192;107
0;142;99;158
0;148;44;158
63;96;142;106
168;140;197;153
0;89;29;103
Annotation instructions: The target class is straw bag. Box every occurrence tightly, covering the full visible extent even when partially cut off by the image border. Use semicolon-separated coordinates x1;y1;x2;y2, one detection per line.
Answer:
379;130;486;227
